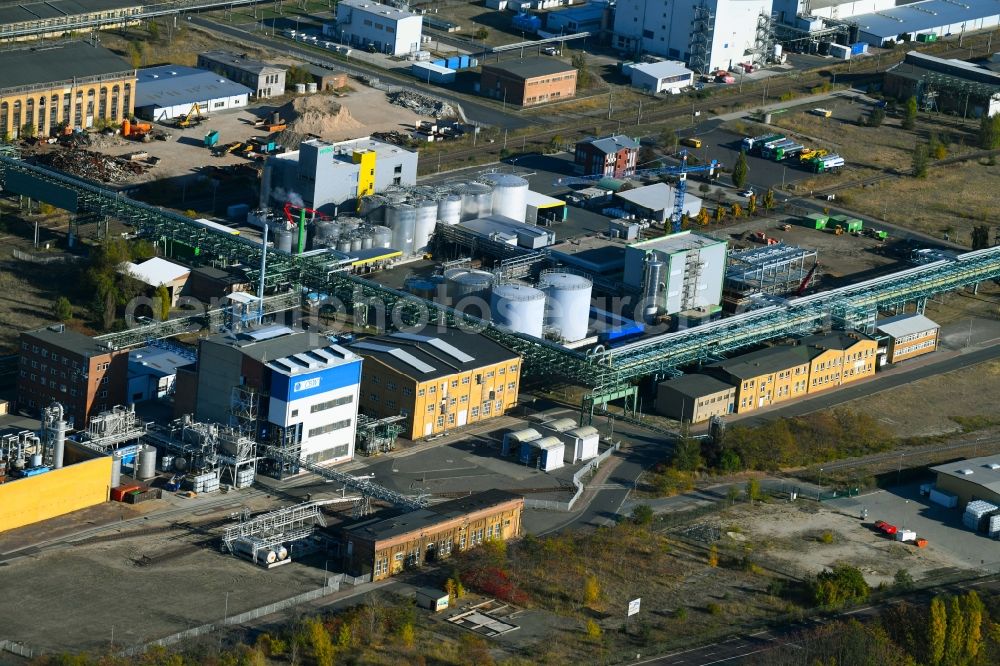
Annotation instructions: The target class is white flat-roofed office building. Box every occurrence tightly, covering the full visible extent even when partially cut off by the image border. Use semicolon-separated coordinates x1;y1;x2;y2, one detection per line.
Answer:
628;60;694;94
134;65;252;121
326;0;423;56
623;231;727;315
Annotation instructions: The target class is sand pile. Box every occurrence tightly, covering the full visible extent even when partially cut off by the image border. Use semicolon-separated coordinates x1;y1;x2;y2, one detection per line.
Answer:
276;95;363;146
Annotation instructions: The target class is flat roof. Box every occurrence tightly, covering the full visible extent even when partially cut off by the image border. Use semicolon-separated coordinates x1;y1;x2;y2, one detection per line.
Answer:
339;0;419;20
122;257;190;286
266;344;358;376
799;331;873;351
875;313;939;339
460;214;553;241
629;60;693;79
709;345;818;379
853;0;1000;39
338;490;523;543
276;136;415;167
524;189;564;208
931;455;1000;494
198;50;283;75
628;229;723;253
134;65;253;109
549;235;628;273
203;327;339;364
348;327;519;382
0;41;132;92
128;346;194;378
616;183;703;214
483;56;576;80
23;325;116;358
658;373;734;399
889;51;1000;88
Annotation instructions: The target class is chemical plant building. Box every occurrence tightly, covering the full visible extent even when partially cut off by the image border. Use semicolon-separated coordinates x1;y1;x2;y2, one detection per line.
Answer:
327;0;424;56
847;0;1000;47
626;61;694;94
479;57;577;107
133;65;252;121
183;326;362;466
885;51;1000;119
0;41;135;139
333;489;524;580
574;134;640;178
17;324;128;425
0;0;141;42
930;455;1000;508
655;374;736;423
614;182;703;223
613;0;773;73
120;257;190;306
348;329;522;440
196;51;286;99
875;313;940;363
261;136;418;214
623;232;726;316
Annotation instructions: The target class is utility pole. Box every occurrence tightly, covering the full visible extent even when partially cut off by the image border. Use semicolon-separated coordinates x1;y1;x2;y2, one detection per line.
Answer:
608;91;613;119
636;98;642;125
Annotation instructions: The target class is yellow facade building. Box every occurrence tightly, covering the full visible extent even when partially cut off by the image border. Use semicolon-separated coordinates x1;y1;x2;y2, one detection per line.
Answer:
800;331;878;392
349;328;522;440
0;41;136;139
0;456;112;533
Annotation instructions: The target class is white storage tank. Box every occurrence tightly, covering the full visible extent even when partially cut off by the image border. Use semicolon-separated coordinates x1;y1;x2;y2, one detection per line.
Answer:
491;283;545;338
359;194;387;223
137;445;157;480
385;203;416;256
457;182;493;221
483;173;529;222
538;272;592;342
370;225;392;248
274;226;294;253
437;194;463;225
445;268;494;302
413;199;438;255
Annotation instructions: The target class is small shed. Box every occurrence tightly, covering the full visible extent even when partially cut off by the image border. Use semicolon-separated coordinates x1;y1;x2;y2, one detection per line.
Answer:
121;257;190;306
305;64;348;91
519;436;565;471
502;427;541;456
416;588;450;612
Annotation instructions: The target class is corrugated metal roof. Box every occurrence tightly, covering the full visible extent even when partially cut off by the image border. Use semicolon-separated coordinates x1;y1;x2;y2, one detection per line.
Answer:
629;60;693;80
134;65;253;108
0;41;132;92
583;134;640;155
122;257;190;286
853;0;1000;39
875;313;940;339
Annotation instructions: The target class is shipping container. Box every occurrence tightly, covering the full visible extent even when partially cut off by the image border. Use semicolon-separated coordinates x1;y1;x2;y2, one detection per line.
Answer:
846;218;863;233
804;213;829;230
416;589;450;612
111;484;143;502
875;520;897;535
930;488;959;507
895;529;917;542
916;33;937;43
446;56;461;69
850;42;868;55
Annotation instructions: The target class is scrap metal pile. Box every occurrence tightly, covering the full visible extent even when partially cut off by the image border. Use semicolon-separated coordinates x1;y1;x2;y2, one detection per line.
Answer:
387;90;456;118
36;147;147;184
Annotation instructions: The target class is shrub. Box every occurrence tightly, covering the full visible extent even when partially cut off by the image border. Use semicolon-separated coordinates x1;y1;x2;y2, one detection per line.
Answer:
707;602;724;616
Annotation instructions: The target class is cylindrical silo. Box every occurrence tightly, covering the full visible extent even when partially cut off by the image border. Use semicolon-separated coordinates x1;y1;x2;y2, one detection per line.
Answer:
361;233;373;249
483;173;528;222
457;182;493;221
137;445;157;480
491;283;546;338
338;216;362;232
642;255;665;321
437;194;462;226
110;457;122;488
359;195;386;223
371;225;392;248
386;203;416;256
336;238;352;253
405;275;444;299
350;235;363;252
445;268;494;302
539;272;593;342
275;226;294;253
413;199;438;255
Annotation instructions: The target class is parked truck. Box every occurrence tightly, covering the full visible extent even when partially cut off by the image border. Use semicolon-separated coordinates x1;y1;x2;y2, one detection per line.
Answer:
742;133;784;154
810;154;845;173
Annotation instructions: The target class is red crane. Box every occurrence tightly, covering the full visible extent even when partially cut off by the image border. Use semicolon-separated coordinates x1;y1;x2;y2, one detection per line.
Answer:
282;202;330;226
796;262;820;296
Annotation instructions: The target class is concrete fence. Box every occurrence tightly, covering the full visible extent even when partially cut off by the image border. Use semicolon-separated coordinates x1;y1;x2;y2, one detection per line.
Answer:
11;248;81;263
525;442;621;512
118;580;343;657
0;639;34;659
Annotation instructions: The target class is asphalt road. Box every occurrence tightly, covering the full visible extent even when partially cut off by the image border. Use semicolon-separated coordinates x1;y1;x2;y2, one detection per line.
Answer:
188;16;533;129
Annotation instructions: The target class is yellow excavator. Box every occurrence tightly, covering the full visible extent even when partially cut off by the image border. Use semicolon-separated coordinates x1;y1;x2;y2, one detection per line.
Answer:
174;104;204;128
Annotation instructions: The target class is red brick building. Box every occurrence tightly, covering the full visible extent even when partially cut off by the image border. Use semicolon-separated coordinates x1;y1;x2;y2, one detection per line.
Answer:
574;134;640;178
17;325;128;426
480;57;577;107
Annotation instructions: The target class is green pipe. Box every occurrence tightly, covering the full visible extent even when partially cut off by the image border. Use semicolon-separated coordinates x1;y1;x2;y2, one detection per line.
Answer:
298;209;306;255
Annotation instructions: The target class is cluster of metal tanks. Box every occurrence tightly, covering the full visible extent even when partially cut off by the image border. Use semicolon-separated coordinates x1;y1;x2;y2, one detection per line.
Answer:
310;216;392;253
354;174;531;258
403;267;593;342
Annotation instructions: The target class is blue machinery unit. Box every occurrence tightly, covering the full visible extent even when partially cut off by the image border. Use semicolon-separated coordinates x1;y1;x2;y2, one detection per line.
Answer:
3;155;999;417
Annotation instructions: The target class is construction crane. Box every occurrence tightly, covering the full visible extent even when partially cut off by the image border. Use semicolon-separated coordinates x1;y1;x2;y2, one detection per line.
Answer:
554;150;722;233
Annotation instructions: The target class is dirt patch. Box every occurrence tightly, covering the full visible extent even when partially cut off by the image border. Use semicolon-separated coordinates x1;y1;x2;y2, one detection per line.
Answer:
733;502;957;586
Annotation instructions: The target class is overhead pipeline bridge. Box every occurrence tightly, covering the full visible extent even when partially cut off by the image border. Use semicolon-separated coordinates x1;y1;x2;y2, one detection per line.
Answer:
0;0;270;41
3;156;1000;399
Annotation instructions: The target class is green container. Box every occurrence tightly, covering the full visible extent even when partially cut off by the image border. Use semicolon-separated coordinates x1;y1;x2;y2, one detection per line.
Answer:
829;214;850;224
805;213;828;230
846;218;863;232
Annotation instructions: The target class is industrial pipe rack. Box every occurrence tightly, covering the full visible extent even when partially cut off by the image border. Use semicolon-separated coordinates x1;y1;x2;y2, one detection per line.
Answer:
4;157;1000;402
